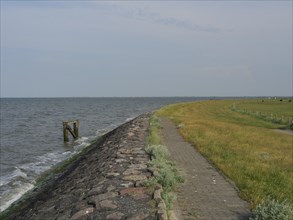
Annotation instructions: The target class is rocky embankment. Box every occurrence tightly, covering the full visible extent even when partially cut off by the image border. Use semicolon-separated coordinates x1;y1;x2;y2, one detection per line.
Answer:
5;113;158;220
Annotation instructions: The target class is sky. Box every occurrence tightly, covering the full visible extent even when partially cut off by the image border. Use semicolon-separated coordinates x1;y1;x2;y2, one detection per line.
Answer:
0;1;292;97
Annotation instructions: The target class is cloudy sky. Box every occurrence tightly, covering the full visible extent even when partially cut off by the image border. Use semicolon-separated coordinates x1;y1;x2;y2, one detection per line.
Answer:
1;1;292;97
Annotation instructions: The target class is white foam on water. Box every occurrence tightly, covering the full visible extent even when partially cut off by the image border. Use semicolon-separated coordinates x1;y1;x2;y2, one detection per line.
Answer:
0;150;75;212
96;129;109;136
76;137;89;143
73;136;95;151
19;151;73;175
125;117;134;122
0;181;34;212
0;135;98;212
0;167;28;187
0;166;35;212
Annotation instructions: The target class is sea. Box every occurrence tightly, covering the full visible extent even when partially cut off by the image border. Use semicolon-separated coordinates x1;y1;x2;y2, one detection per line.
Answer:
0;97;208;212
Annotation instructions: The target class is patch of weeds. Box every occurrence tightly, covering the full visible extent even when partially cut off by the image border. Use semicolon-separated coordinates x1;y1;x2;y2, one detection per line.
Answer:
249;197;293;220
161;191;175;209
147;200;158;209
153;158;184;193
145;115;184;211
146;116;162;145
150;115;161;128
162;191;176;210
146;144;169;161
145;144;184;209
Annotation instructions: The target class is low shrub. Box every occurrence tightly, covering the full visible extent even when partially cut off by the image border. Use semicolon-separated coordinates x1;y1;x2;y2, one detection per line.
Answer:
145;115;184;210
146;116;161;145
150;115;161;128
146;144;169;162
250;198;293;220
145;144;184;209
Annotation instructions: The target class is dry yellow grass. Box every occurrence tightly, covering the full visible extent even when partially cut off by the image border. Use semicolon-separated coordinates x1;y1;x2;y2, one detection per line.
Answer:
156;100;293;207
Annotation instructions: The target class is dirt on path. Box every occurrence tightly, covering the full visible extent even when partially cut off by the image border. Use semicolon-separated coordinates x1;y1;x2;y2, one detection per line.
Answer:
160;118;251;220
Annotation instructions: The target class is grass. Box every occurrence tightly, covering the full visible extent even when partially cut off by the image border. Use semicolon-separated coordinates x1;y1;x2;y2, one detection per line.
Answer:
156;99;293;208
235;98;292;118
145;115;184;210
146;115;162;145
232;98;293;129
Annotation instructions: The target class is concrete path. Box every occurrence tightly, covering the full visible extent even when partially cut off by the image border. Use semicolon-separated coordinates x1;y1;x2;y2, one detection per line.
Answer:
160;118;251;220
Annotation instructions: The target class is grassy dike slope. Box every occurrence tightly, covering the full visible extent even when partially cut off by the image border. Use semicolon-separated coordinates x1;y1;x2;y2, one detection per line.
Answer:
156;99;292;207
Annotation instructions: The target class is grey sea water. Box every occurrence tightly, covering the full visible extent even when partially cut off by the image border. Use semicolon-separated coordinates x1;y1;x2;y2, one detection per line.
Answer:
0;97;205;212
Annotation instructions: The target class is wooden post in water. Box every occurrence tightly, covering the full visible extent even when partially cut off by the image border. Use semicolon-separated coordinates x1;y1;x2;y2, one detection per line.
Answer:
63;120;79;142
73;120;79;138
63;122;69;142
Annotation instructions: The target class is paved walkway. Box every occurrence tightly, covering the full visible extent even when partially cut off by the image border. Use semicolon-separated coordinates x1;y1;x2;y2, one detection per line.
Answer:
160;118;251;220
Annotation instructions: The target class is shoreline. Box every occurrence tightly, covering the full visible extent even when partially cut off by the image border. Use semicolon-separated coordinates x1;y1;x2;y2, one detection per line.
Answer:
1;113;158;220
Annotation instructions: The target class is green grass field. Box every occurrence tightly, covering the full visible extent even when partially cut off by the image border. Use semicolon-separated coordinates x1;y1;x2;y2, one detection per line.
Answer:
235;98;292;118
156;99;292;207
233;98;293;129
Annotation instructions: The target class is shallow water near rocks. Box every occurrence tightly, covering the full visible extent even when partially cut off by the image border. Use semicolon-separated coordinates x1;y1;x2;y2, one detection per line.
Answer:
0;97;204;212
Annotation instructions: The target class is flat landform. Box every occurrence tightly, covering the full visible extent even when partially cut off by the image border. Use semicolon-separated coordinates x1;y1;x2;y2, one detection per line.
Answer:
156;98;292;208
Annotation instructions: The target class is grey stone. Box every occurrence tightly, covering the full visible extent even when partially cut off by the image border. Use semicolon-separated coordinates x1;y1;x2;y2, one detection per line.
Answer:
157;201;168;220
70;207;94;220
115;158;127;163
132;150;146;155
120;182;134;188
100;200;117;209
119;148;132;154
87;185;103;197
129;164;147;170
87;192;118;206
127;132;135;137
6;114;157;220
128;213;150;220
122;175;147;181
134;181;144;187
158;201;166;210
123;168;140;176
106;212;124;219
107;172;120;177
153;189;162;202
107;185;116;192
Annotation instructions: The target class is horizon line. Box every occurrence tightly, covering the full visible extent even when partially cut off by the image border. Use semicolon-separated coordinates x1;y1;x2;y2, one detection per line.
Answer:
1;95;292;99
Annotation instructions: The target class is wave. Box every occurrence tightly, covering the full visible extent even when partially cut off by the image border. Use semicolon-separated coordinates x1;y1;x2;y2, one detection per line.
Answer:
125;117;134;122
0;167;34;212
0;136;94;213
0;115;137;212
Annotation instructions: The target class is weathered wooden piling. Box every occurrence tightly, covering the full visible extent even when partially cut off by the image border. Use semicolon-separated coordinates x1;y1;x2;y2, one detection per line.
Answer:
63;120;79;142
